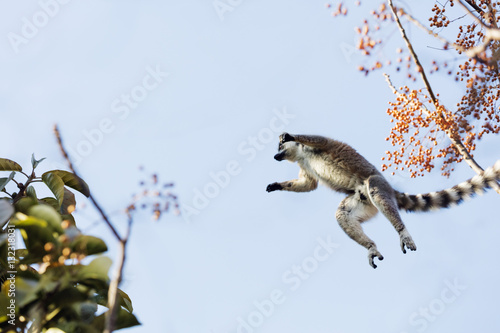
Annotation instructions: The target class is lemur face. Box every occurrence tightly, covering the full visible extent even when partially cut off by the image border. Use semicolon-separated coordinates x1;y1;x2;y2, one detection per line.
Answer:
274;141;301;162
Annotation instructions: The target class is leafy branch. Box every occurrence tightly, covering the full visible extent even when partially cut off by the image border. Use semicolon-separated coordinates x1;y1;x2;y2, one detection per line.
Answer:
0;125;178;331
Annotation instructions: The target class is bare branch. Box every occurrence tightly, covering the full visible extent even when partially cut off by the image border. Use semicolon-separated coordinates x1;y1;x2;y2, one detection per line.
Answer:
387;2;438;102
103;239;127;333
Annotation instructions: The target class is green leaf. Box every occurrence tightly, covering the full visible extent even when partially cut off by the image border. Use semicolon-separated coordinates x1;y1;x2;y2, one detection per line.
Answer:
10;214;57;264
28;205;63;234
26;185;37;200
40;197;60;211
77;256;112;282
115;309;141;329
60;213;76;227
13;214;47;228
61;188;76;215
54;322;99;333
0;171;16;192
0;200;14;229
12;214;56;254
42;170;90;198
93;287;133;313
0;158;22;172
80;301;99;323
46;329;68;333
0;293;10;320
93;308;141;330
70;235;108;256
13;197;37;214
118;289;134;313
31;153;46;170
42;172;65;206
15;277;40;308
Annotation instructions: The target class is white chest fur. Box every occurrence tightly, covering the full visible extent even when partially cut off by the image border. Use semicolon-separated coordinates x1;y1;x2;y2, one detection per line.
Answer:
298;151;363;193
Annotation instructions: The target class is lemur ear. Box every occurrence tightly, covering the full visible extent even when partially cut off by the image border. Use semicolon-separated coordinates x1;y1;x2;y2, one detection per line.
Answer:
279;132;295;145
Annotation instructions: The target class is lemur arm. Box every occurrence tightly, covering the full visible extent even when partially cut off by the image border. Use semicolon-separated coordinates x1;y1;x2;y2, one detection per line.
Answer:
266;169;318;193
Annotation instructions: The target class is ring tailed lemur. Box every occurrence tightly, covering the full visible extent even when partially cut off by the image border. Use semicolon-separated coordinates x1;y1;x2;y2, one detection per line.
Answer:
266;133;500;268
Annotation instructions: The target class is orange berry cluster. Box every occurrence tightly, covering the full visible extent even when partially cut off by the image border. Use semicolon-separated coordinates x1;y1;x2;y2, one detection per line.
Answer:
429;2;451;28
453;3;500;142
325;1;361;17
126;168;180;221
455;58;500;139
383;87;476;177
327;2;348;17
346;3;419;80
383;87;435;177
330;1;500;178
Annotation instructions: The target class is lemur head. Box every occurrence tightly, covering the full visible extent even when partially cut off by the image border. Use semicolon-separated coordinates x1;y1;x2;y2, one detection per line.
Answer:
274;141;302;162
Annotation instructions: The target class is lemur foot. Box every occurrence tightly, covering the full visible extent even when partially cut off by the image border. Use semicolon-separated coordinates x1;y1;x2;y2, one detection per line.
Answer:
368;247;384;269
399;229;417;254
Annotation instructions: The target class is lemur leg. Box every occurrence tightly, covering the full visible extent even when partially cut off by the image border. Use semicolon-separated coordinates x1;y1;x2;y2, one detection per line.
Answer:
365;175;417;254
335;194;383;268
279;133;329;149
266;169;318;193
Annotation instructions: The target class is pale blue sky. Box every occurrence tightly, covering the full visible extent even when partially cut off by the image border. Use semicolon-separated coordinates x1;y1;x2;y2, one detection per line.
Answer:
2;1;500;332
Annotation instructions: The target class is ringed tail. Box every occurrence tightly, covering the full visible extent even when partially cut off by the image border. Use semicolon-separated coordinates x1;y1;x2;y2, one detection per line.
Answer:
396;160;500;212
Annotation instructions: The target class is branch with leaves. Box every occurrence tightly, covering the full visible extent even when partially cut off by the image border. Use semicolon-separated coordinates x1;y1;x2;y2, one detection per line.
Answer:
0;126;179;332
0;154;138;332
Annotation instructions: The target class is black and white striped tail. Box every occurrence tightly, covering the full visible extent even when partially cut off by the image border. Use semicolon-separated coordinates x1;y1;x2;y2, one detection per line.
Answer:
396;160;500;212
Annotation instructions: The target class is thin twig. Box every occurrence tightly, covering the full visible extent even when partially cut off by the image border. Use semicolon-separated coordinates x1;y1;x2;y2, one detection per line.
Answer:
401;10;466;53
386;0;500;194
53;125;122;242
384;73;397;94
